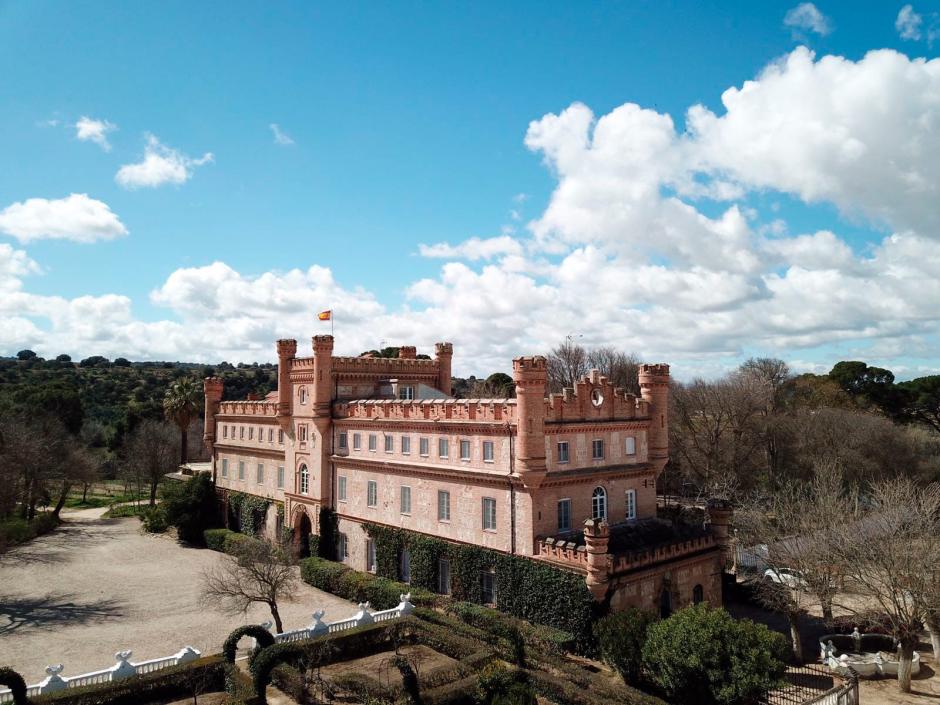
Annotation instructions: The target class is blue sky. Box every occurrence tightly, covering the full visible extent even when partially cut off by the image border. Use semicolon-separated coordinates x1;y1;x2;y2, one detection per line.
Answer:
2;1;940;378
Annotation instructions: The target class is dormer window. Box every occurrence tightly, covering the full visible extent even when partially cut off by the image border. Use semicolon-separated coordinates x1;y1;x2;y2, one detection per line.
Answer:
399;385;415;400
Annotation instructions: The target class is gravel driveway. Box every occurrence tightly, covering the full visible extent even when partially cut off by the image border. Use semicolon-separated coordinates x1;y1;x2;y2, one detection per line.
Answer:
0;507;356;683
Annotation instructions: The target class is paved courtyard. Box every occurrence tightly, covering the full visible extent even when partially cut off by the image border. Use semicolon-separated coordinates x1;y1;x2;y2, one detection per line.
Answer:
0;507;357;683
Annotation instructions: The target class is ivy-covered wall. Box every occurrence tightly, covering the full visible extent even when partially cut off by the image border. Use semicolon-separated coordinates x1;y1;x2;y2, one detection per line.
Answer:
362;522;598;649
227;491;272;536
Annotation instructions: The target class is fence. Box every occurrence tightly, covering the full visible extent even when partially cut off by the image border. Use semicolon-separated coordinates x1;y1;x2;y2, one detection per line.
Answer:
761;664;858;705
0;594;415;703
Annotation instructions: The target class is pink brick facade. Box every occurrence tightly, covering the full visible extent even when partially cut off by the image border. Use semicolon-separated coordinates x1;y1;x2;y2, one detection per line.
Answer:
205;335;723;615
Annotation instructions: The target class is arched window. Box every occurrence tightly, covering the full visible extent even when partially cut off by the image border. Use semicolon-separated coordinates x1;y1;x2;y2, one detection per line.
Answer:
299;387;307;404
299;464;309;495
693;584;704;604
592;487;607;521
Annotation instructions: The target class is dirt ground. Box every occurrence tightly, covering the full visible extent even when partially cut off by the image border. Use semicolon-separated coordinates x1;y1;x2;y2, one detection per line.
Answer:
0;506;356;684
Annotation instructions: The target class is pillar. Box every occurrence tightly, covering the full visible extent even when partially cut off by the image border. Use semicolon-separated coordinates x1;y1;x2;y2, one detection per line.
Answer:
583;517;611;602
512;356;547;488
639;363;670;477
707;498;734;569
276;339;297;430
312;335;334;415
435;342;453;396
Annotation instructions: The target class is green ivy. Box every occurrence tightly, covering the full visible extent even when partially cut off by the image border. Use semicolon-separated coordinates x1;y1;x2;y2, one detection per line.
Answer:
228;491;271;536
361;522;597;651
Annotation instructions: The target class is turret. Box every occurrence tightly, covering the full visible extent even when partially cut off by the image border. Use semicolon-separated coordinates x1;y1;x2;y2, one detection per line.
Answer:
435;342;453;396
707;498;734;569
399;346;416;359
583;517;611;602
639;363;670;476
276;339;297;429
202;377;224;447
512;356;547;488
312;335;334;414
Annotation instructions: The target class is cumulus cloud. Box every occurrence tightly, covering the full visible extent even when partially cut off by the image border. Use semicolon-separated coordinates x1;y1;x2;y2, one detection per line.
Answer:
418;236;523;260
75;116;117;151
896;5;923;40
270;123;295;146
115;134;213;189
0;194;128;244
784;3;832;36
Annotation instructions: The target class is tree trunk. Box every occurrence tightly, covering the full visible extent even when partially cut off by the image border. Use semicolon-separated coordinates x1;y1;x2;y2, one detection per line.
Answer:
180;427;188;466
821;600;834;625
927;613;940;658
898;642;915;693
788;611;804;664
150;480;158;507
269;602;284;634
82;483;89;503
51;483;71;519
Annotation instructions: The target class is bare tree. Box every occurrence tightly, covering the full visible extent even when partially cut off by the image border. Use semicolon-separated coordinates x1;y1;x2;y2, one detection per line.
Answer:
830;478;940;693
546;340;588;392
587;346;641;395
203;538;298;633
124;420;179;505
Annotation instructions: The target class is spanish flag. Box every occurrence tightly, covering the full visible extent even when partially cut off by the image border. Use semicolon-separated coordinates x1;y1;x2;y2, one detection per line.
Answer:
318;310;332;321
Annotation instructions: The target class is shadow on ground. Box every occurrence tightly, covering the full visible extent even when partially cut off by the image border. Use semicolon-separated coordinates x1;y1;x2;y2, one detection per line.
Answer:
0;593;123;635
0;519;121;567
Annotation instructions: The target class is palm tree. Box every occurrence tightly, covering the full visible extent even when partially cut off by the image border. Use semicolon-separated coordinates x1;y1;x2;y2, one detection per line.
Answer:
163;378;202;466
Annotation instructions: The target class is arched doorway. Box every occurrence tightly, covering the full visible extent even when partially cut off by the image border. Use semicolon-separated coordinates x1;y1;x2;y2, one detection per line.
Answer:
660;588;672;619
292;508;312;559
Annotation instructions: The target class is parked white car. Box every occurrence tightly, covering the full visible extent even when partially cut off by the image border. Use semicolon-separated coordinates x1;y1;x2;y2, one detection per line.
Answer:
764;567;809;589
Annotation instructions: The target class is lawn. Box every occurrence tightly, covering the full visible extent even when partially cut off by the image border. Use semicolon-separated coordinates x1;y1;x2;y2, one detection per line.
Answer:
64;479;151;509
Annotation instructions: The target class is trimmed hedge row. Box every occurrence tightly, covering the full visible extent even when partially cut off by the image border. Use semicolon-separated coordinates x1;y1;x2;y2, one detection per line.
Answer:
0;666;27;705
362;522;597;650
30;656;226;705
299;556;438;609
203;528;256;555
445;601;574;654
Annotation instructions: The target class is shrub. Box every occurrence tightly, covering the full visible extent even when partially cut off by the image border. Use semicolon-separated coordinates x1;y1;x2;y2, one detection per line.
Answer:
0;514;59;551
641;604;789;705
204;528;233;552
160;473;220;544
299;556;349;593
140;506;168;533
223;625;276;663
224;531;256;555
446;602;573;655
594;608;658;686
0;666;28;705
474;664;536;705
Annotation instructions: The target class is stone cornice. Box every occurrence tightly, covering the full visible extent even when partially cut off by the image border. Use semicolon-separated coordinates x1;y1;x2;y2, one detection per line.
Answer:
213;443;286;461
332;455;524;488
331;418;514;435
540;463;653;487
543;420;651;433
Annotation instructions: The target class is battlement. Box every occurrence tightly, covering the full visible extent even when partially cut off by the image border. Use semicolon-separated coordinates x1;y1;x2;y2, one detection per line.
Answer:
512;356;547;373
545;369;650;422
331;356;441;374
277;338;298;356
334;397;517;423
638;363;670;379
218;401;279;417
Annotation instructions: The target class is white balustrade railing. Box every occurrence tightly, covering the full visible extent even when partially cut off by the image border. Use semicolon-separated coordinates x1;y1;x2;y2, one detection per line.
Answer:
0;647;200;704
270;593;414;644
0;594;416;703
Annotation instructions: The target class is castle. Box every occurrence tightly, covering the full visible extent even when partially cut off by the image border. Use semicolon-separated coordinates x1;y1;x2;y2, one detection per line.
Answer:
203;336;726;614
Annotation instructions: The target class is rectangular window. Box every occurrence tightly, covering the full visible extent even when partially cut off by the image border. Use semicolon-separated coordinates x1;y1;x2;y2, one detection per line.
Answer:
277;465;284;489
625;436;636;456
338;533;348;561
338;475;347;502
438;558;452;595
419;437;429;456
482;497;497;531
338;432;348;450
299;425;307;441
368;434;377;452
258;427;263;441
401;436;411;454
300;467;309;495
626;489;637;521
557;441;569;463
557;498;572;532
366;539;376;573
256;464;264;484
240;426;245;440
278;429;284;444
367;480;378;507
268;428;273;443
438;490;450;521
353;433;361;451
399;385;415;400
482;441;494;462
248;427;254;440
385;435;394;453
222;425;228;439
238;461;245;480
460;439;471;460
481;571;497;605
400;485;412;514
592;439;604;460
438;438;449;458
221;459;228;478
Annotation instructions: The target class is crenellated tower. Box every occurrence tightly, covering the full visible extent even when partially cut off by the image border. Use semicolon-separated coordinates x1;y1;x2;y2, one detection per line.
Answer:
638;363;670;476
512;355;547;488
202;376;224;448
435;342;453;396
312;335;334;415
276;339;297;430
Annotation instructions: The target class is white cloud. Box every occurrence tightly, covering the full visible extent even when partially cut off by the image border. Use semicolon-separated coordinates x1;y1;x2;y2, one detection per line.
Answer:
0;194;128;244
75;116;117;151
270;123;295;146
784;3;832;36
896;5;923;40
115;134;213;189
418;236;523;260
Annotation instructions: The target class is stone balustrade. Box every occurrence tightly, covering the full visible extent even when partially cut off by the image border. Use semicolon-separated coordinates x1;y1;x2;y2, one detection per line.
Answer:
0;647;200;703
611;534;717;574
269;594;415;644
334;398;516;423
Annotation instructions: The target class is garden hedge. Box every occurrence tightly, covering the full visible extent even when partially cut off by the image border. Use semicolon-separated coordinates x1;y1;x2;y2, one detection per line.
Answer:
0;666;28;705
223;625;275;663
204;528;232;552
299;556;438;609
30;656;226;705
